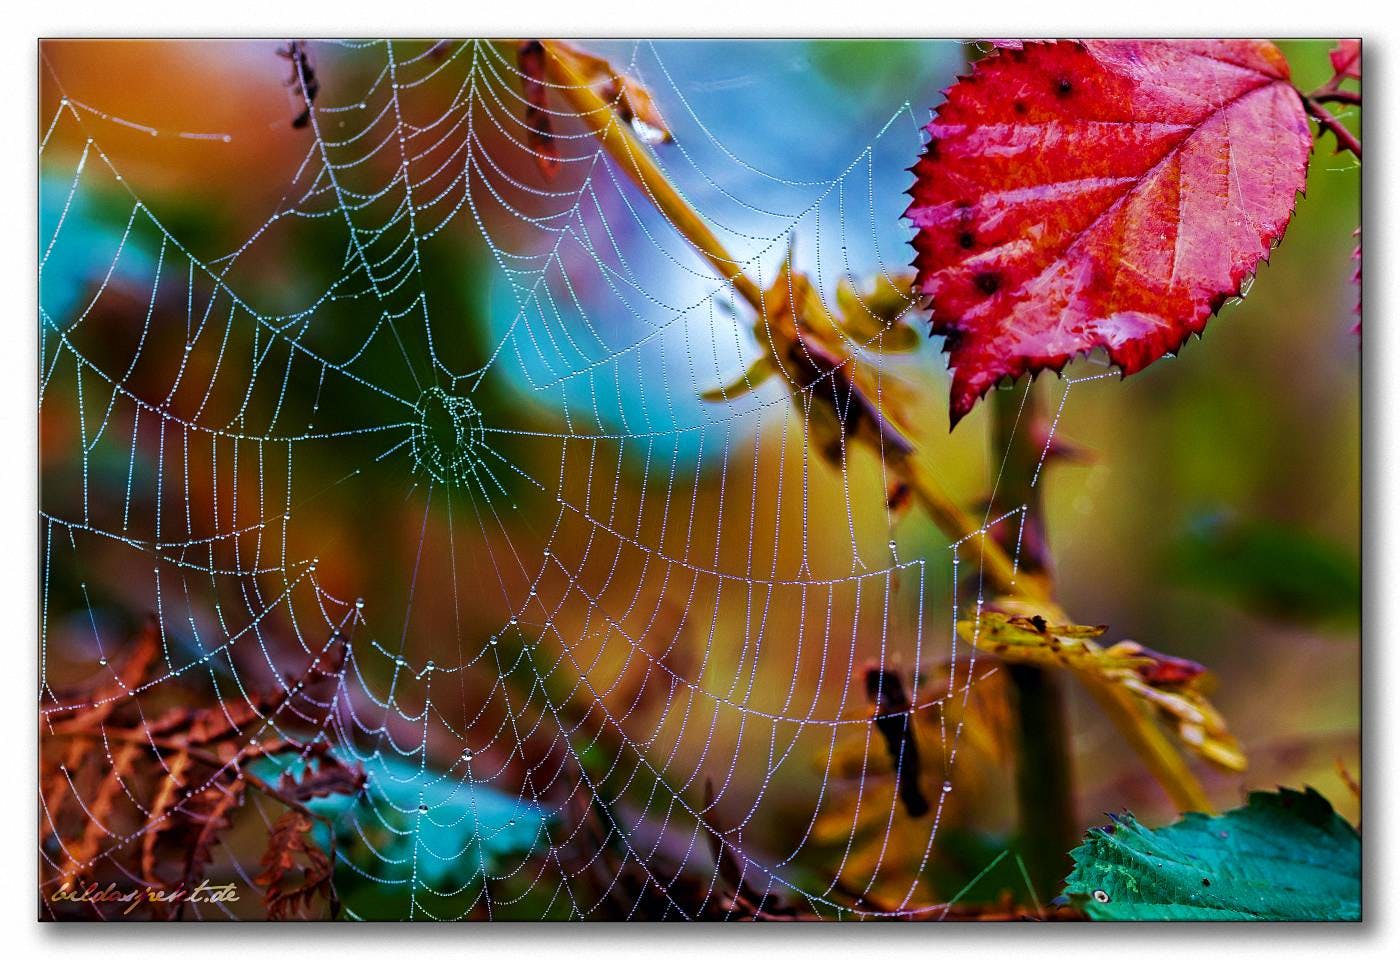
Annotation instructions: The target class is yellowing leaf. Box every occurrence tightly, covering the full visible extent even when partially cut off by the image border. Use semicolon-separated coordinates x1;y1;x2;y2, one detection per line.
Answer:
834;274;921;352
757;259;915;465
698;354;775;402
959;612;1245;773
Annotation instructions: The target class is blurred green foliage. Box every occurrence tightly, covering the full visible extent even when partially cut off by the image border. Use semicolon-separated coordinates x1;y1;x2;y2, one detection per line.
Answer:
1169;512;1360;628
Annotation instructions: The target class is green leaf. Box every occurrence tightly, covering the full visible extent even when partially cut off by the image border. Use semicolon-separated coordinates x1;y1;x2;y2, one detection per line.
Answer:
1064;787;1360;920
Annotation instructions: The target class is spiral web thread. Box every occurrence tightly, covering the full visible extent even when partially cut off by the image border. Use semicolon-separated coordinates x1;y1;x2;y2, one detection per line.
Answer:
38;39;1108;920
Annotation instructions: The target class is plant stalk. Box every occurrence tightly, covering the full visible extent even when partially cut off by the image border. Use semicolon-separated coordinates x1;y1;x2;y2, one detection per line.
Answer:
989;384;1078;902
1006;662;1077;904
1303;95;1361;158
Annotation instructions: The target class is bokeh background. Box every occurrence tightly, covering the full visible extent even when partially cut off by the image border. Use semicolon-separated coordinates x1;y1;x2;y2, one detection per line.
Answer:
38;40;1359;917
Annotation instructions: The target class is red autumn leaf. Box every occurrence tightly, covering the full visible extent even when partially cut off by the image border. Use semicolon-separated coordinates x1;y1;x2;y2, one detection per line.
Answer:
1329;39;1360;82
907;40;1312;426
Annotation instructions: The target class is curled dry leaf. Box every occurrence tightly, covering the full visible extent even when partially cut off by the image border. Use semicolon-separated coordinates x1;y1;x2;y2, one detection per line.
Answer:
517;40;674;181
768;263;916;463
543;41;673;145
864;666;930;817
698;269;924;416
257;811;336;920
275;747;367;804
959;611;1245;772
907;40;1312;426
814;659;1016;910
277;41;319;130
516;41;560;178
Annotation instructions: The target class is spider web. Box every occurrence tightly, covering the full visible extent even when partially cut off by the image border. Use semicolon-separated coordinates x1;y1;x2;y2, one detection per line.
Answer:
37;39;1107;920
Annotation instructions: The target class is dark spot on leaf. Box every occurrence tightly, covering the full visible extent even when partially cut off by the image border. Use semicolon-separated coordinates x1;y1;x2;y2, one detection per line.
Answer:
1201;878;1211;887
958;231;976;249
1030;615;1048;632
1013;99;1028;115
974;271;1002;295
1055;77;1074;97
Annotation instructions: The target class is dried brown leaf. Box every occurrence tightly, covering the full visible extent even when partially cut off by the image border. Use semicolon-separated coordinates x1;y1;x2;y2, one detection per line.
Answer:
40;626;359;918
256;810;335;920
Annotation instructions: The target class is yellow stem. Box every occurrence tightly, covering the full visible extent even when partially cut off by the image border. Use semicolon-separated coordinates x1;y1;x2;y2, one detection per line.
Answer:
901;455;1046;600
538;40;1208;814
543;41;1025;592
543;45;763;310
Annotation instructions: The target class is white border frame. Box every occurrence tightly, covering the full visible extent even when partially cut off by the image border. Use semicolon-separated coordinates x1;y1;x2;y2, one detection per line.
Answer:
5;5;1390;955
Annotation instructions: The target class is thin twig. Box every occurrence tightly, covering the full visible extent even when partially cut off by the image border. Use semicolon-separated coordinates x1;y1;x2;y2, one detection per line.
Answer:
1304;96;1361;158
1311;89;1361;107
